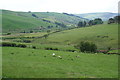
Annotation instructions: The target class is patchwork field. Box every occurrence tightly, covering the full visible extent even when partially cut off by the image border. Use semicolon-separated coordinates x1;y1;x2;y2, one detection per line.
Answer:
2;24;118;50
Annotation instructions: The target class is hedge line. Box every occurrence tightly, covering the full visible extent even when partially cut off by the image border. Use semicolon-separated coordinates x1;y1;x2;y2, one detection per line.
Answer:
1;42;27;48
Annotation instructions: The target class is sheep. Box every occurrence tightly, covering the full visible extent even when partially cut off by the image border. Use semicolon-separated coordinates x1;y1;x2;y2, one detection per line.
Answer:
58;55;62;59
52;53;56;57
95;53;97;54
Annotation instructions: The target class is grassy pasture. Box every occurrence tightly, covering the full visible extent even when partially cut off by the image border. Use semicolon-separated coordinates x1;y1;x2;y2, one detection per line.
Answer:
2;9;87;33
2;24;118;51
3;47;118;78
31;24;118;50
2;10;56;33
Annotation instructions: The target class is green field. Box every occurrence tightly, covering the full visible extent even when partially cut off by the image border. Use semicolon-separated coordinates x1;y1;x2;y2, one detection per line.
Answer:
2;24;118;52
1;10;87;33
3;47;118;78
1;9;119;78
34;24;118;49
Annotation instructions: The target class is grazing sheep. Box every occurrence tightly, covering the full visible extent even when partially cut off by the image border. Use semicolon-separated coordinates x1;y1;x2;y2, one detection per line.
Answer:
52;53;56;57
58;56;62;59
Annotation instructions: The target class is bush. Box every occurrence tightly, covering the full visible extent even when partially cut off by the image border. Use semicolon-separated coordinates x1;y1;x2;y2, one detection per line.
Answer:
7;33;11;35
2;42;27;48
23;40;31;43
16;44;27;48
45;47;59;51
2;42;16;47
32;46;36;49
77;41;97;53
30;30;33;33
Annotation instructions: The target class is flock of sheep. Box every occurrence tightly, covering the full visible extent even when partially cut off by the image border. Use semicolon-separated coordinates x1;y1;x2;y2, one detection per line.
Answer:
52;53;62;59
52;53;80;59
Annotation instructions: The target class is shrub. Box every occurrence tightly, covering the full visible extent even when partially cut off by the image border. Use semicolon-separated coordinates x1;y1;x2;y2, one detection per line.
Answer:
45;47;58;51
32;14;38;18
2;42;27;48
30;30;33;33
77;41;97;53
66;50;75;52
32;46;36;49
6;33;11;35
17;44;27;48
2;42;16;47
23;40;31;43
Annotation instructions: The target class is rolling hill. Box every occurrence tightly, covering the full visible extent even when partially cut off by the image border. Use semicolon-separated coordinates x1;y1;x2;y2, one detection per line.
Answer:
32;24;118;50
2;9;87;33
75;12;117;21
3;23;118;50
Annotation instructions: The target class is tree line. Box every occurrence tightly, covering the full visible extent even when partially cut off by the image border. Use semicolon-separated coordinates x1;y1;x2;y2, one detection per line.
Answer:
77;18;103;27
108;16;120;24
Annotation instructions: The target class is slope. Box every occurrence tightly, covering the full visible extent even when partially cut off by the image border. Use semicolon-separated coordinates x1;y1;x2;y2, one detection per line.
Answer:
75;12;117;21
33;24;118;49
2;10;56;33
2;9;87;33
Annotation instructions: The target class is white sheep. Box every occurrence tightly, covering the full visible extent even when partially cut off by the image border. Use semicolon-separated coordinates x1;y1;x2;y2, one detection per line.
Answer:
58;55;62;59
52;53;56;57
95;53;97;54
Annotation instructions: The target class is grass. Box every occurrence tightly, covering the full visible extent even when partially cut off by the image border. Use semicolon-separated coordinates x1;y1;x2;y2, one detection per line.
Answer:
2;9;87;33
32;24;118;49
108;49;120;53
2;47;118;78
2;10;56;33
1;9;119;78
2;24;118;50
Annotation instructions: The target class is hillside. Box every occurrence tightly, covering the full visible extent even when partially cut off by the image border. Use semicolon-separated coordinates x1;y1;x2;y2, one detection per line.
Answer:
2;9;87;33
75;12;117;21
32;24;118;50
3;24;118;50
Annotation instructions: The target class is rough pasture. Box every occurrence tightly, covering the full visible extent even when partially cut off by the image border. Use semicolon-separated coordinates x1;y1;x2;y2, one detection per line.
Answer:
3;47;118;78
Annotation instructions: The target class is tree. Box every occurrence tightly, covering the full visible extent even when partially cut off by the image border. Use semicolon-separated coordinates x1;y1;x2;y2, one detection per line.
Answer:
28;11;31;13
83;21;87;27
114;16;120;24
88;20;94;26
32;14;38;18
78;21;83;27
44;34;49;39
90;43;97;53
108;18;115;24
7;33;11;35
47;30;51;33
77;41;97;53
93;18;103;25
30;30;33;33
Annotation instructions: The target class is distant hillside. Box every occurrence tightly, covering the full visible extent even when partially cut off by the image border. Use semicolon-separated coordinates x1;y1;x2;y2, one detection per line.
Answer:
1;9;87;33
75;12;117;21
